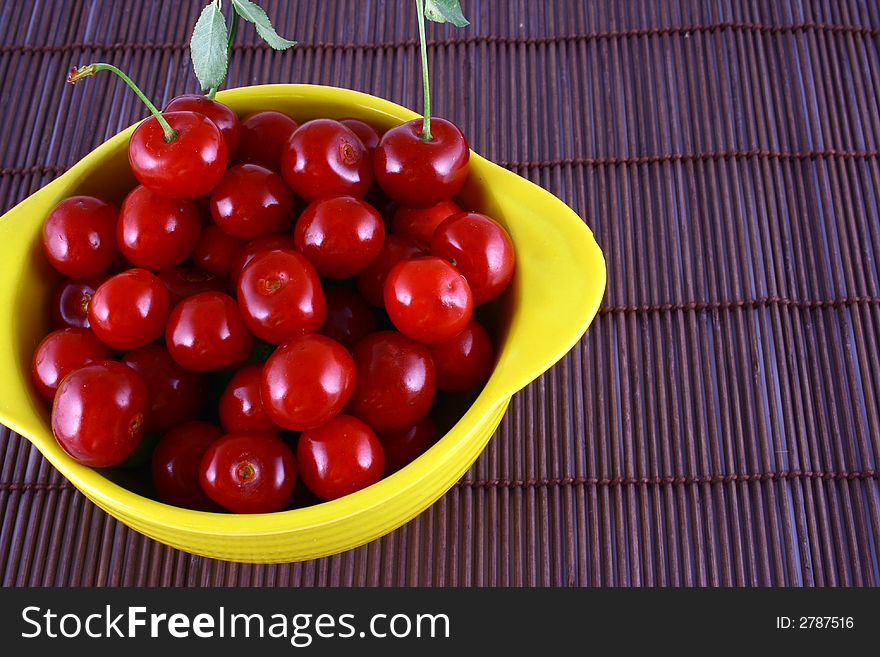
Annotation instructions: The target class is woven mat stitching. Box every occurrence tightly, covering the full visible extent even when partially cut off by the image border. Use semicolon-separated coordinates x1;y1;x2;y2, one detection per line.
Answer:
597;296;880;315
0;20;877;57
3;149;879;180
2;469;878;493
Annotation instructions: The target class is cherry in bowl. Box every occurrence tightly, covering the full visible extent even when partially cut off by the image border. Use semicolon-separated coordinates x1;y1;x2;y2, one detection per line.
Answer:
41;196;118;278
281;119;372;202
200;432;297;514
51;360;150;468
297;415;384;501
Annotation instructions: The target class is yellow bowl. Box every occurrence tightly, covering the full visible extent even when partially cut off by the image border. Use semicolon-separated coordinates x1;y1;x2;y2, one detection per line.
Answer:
0;84;605;563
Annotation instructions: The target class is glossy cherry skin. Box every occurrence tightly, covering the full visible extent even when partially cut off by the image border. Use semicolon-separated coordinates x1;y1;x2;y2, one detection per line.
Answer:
151;421;223;511
117;185;202;271
392;199;462;247
384;256;473;344
122;345;207;434
158;267;228;306
165;291;254;371
374;117;469;207
320;286;377;350
294;196;385;279
297;415;384;501
51;361;150;467
88;268;171;350
261;333;356;431
339;118;381;152
355;235;426;307
280;119;372;201
192;225;243;277
129;111;228;199
50;274;111;329
228;235;295;287
237;248;326;344
163;94;242;155
431;212;515;305
429;319;494;393
209;163;295;240
379;416;438;475
218;363;279;433
347;331;436;433
200;432;297;513
236;110;299;170
31;328;113;402
42;196;118;277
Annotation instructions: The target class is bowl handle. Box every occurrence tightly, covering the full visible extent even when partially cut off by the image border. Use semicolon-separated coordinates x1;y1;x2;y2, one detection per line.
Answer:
473;164;607;402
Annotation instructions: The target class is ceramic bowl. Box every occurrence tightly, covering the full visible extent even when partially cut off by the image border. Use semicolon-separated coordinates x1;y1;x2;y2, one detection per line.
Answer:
0;84;606;562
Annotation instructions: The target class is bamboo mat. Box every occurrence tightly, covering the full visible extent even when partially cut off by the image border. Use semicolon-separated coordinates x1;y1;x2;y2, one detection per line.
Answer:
1;0;880;586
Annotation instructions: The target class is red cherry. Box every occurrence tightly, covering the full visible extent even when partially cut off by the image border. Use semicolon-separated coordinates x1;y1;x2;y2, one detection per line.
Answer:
236;248;326;344
31;328;113;402
236;110;299;170
51;361;149;467
165;291;254;371
429;319;494;393
355;234;426;307
293;196;385;279
209;163;295;240
129;111;228;199
151;421;223;511
228;235;295;288
163;94;242;155
374;117;469;206
192;225;243;277
347;331;436;433
320;286;377;350
158;267;229;306
431;212;515;304
122;345;207;434
261;334;356;431
42;196;118;277
339;118;381;152
117;185;202;271
218;364;280;433
379;416;438;475
280;119;372;201
200;432;297;513
384;256;473;344
88;268;171;350
392;199;462;246
297;415;384;501
50;274;111;329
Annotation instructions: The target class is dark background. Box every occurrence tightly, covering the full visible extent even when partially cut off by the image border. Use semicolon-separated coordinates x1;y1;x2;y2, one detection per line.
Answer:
1;0;879;586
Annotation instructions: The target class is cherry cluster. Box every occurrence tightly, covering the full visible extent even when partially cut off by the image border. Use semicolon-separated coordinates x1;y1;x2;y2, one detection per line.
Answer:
32;93;515;514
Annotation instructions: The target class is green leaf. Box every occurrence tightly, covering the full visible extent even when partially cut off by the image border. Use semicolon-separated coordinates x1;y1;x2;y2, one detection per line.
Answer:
231;0;296;50
424;0;470;27
190;2;229;92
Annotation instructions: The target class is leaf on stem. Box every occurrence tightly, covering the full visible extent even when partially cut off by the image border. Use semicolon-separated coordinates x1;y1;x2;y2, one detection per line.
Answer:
231;0;296;50
424;0;470;27
190;2;229;92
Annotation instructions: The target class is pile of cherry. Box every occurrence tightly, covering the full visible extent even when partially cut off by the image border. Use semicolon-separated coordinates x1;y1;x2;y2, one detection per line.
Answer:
32;95;514;514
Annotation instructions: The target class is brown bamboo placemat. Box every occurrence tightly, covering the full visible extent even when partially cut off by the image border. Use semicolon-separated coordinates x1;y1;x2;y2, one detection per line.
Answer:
1;0;879;586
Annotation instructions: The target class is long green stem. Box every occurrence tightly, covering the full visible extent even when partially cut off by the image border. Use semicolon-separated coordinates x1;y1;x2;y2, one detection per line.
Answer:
68;63;178;142
208;9;238;100
415;0;432;140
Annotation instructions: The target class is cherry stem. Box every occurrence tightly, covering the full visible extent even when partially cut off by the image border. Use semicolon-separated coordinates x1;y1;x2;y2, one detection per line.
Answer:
208;9;238;100
68;63;179;143
415;0;432;141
